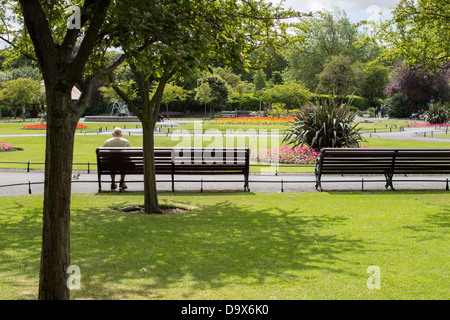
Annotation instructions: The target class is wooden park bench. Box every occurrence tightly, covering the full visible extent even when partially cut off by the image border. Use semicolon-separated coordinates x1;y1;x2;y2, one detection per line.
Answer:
315;148;450;191
96;147;250;192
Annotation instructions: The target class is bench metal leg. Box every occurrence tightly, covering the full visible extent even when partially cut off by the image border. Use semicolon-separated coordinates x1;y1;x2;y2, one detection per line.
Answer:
98;175;102;193
315;171;323;192
384;173;395;190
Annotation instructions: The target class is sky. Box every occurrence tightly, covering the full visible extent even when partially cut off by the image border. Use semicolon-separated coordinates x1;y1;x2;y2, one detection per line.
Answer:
282;0;400;22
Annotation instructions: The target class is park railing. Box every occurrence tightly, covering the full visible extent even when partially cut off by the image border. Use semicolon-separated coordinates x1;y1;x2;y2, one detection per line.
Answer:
1;176;449;196
0;160;315;174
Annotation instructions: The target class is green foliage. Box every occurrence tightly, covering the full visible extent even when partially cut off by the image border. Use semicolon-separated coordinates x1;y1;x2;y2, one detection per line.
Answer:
357;62;391;103
284;8;383;91
261;80;313;109
425;102;450;124
0;77;43;106
369;0;450;72
317;55;361;98
383;94;411;118
99;80;137;104
284;98;363;150
252;69;267;94
270;71;283;85
0;65;42;82
197;75;229;108
311;94;370;110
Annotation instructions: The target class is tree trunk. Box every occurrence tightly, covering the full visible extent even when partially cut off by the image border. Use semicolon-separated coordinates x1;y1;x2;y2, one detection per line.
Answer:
142;120;161;214
11;105;17;119
38;89;78;300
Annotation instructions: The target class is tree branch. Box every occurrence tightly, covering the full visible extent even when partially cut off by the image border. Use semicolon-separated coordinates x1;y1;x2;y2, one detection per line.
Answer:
65;0;111;79
112;84;142;121
60;0;98;60
0;35;38;62
18;0;57;71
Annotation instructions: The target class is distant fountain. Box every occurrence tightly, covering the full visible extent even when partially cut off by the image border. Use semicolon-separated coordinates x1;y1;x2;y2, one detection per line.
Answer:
84;101;139;122
108;101;130;117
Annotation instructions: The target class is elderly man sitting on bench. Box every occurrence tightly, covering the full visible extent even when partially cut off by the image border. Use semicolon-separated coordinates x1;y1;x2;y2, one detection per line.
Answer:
102;127;131;190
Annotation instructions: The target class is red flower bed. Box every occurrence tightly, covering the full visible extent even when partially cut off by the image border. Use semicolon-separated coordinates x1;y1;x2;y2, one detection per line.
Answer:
214;116;294;125
23;124;88;130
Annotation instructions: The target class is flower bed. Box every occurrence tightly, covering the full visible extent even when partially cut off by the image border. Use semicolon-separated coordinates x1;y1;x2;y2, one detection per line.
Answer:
251;146;320;164
23;123;88;130
405;123;450;127
214;116;294;125
0;141;16;152
252;145;377;164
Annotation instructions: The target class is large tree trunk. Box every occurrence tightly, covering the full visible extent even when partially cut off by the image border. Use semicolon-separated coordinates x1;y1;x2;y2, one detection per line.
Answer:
142;121;161;214
39;89;78;300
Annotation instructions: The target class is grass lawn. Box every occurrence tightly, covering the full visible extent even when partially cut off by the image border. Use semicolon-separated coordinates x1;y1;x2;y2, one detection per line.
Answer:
0;191;448;300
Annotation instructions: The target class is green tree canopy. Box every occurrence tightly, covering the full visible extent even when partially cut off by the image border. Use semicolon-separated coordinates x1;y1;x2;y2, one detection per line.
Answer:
371;0;450;72
261;80;313;109
0;77;43;118
317;55;360;99
284;8;383;91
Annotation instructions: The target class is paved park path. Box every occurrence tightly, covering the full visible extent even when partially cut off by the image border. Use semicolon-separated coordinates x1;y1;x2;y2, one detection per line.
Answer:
1;169;449;197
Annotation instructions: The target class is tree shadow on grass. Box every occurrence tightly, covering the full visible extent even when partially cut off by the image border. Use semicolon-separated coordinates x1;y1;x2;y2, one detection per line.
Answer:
69;193;368;299
401;208;450;242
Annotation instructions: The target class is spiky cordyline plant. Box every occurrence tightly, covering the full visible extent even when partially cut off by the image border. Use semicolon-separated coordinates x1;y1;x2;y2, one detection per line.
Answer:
283;98;364;150
425;102;449;125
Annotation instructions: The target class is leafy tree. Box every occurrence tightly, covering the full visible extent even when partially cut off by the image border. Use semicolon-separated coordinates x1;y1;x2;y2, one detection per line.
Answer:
253;69;267;93
195;81;213;117
317;55;360;100
160;82;189;119
270;71;283;85
0;65;42;82
261;80;313;109
98;80;137;104
371;0;450;72
0;77;43;119
357;62;391;104
252;69;267;111
385;62;450;109
213;67;241;89
284;8;382;91
196;74;229;117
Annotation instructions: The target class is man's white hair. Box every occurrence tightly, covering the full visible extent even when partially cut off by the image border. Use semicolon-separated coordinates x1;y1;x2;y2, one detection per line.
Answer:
113;127;123;136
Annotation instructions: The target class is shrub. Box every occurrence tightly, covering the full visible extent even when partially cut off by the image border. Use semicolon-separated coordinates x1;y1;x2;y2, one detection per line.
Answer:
283;98;363;150
384;94;412;118
425;102;449;124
